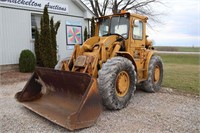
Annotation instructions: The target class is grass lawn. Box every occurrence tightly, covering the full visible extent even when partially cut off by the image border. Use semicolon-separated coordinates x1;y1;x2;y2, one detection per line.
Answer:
176;47;200;52
159;54;200;94
155;46;200;52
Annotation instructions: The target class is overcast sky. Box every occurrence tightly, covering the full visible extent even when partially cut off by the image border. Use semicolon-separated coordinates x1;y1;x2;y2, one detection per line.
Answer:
148;0;200;47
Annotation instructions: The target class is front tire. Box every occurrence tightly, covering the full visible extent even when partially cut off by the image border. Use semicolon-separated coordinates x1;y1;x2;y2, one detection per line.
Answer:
141;55;163;92
98;57;136;110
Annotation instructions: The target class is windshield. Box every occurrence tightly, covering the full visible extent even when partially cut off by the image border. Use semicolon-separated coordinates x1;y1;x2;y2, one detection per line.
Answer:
98;18;110;36
98;16;129;38
110;16;129;38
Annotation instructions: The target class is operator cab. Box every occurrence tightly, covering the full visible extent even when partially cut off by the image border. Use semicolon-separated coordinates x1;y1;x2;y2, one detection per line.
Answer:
96;13;130;39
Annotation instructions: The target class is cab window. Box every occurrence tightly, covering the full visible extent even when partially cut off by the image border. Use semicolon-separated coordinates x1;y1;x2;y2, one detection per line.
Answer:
98;18;110;36
133;20;143;40
110;16;129;39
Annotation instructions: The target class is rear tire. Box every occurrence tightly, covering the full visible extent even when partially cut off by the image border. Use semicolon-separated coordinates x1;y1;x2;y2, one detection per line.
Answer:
98;57;136;110
141;55;163;92
54;57;70;70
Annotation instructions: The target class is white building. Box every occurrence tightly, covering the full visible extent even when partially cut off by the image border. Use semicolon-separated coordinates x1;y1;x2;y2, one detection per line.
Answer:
0;0;94;68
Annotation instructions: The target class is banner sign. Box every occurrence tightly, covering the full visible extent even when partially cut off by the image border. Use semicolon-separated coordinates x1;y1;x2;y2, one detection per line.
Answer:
0;0;68;14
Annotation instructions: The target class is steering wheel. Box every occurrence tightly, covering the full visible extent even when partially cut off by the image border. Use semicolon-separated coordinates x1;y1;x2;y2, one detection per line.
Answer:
103;33;126;40
102;33;126;50
121;33;127;38
112;33;127;42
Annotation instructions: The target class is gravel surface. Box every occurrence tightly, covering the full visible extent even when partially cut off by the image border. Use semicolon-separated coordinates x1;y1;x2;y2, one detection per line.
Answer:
0;80;200;133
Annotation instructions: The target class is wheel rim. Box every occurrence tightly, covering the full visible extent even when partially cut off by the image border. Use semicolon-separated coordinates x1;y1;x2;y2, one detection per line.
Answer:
116;71;130;97
154;65;160;83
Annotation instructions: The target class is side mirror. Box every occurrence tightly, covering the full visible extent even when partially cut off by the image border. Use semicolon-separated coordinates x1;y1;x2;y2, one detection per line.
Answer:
134;24;138;27
133;21;138;27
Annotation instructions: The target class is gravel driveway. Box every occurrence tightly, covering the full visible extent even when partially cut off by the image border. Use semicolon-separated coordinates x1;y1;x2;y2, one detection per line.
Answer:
0;74;200;133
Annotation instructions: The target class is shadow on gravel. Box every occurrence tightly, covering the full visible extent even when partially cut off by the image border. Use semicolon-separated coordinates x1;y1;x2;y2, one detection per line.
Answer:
0;70;32;85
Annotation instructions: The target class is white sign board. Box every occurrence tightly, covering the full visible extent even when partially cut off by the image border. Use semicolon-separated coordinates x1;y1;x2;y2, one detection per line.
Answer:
0;0;68;14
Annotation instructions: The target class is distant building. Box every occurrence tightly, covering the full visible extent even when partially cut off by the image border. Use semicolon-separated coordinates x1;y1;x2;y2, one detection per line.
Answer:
0;0;94;67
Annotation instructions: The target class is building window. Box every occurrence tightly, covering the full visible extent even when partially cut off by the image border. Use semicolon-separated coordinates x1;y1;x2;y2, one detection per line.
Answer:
133;20;143;40
31;14;41;39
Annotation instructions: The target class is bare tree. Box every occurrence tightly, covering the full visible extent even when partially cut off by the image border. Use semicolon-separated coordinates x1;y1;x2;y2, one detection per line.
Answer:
82;0;165;25
83;0;109;17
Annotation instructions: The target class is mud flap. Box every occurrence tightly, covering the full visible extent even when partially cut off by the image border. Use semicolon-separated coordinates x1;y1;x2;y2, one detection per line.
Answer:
15;67;102;130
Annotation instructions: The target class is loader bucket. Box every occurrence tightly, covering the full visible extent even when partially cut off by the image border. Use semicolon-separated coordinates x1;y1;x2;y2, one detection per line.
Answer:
15;67;102;130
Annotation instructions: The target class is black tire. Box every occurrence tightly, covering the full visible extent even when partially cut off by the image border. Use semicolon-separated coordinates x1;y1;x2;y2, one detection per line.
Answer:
54;57;70;70
98;57;137;110
141;55;163;92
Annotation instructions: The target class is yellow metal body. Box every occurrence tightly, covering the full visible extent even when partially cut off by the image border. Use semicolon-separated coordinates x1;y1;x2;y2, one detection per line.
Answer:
62;12;155;83
115;71;130;97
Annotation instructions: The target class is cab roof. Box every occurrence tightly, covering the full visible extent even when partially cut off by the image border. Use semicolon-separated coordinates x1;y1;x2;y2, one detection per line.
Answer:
97;12;148;21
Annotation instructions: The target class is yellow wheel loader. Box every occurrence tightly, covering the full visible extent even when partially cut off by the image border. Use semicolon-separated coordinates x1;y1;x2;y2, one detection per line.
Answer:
15;11;163;130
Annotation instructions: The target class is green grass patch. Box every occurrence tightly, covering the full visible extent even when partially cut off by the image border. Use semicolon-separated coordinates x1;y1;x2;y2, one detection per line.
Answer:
159;54;200;94
160;54;200;65
155;46;200;52
176;47;200;52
